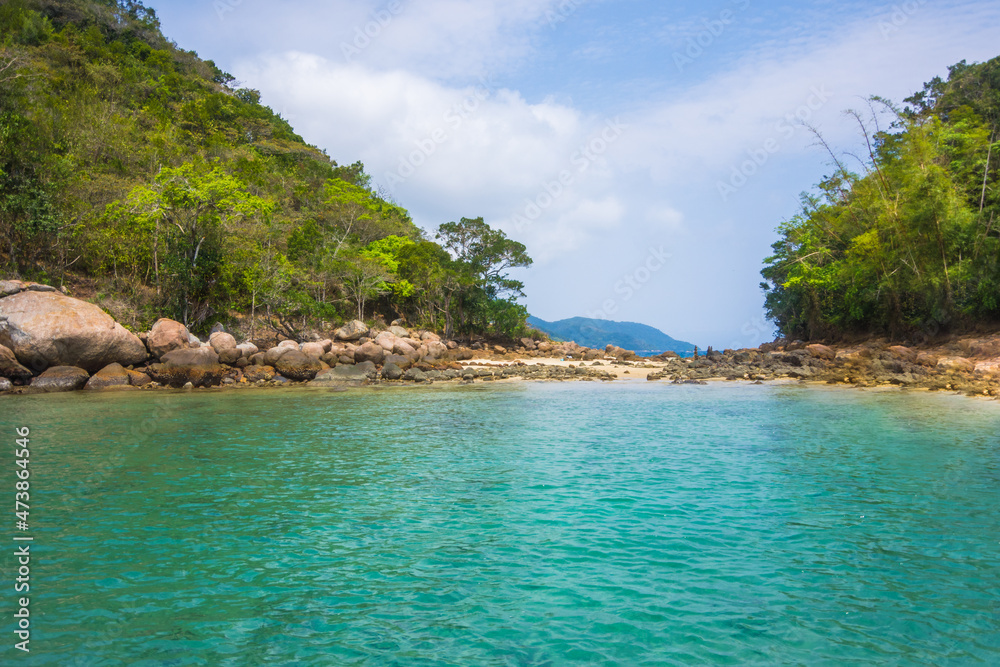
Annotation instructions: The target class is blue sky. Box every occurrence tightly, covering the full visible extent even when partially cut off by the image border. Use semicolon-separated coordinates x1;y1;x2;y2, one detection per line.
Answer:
154;0;1000;348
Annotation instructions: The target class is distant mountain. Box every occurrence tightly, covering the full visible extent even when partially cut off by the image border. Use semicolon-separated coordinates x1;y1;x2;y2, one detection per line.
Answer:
527;317;697;356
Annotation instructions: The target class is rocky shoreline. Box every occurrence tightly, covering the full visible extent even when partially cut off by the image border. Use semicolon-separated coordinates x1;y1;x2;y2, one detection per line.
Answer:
2;280;999;399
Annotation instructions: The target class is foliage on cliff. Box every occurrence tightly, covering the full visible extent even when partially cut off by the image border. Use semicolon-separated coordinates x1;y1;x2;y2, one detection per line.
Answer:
761;56;1000;340
0;0;532;337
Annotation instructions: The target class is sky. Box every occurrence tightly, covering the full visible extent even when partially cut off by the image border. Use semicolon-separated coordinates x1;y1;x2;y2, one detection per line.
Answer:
154;0;1000;349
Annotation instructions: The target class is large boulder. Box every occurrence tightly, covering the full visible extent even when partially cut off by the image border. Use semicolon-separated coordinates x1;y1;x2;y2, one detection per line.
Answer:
300;342;326;359
0;343;32;381
389;326;409;338
236;342;259;358
806;344;836;361
148;348;225;388
0;291;147;373
381;362;404;380
209;331;238;355
937;357;976;373
263;346;293;366
334;320;370;342
375;331;398;352
354;341;385;365
423;341;449;361
275;351;322;381
85;363;134;391
383;354;413;370
31;366;90;393
148;318;193;359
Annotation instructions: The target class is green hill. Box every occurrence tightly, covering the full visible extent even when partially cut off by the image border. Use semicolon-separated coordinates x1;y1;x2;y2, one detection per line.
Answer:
527;316;697;356
0;0;531;340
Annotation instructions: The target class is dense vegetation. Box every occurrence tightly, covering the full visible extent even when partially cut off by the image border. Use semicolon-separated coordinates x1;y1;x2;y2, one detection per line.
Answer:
761;56;1000;341
0;0;533;339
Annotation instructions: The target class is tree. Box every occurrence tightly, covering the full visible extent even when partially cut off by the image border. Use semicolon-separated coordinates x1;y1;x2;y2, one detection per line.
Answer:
124;162;274;326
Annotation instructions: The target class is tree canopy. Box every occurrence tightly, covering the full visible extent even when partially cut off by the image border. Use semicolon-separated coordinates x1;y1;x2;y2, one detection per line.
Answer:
761;56;1000;341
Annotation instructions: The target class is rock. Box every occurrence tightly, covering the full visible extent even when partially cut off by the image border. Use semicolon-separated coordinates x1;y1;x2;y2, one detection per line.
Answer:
420;331;441;342
317;339;334;352
244;365;275;383
383;354;412;370
582;349;603;361
300;342;326;359
0;280;24;297
187;333;202;346
888;345;918;363
356;361;378;378
210;322;227;335
127;369;150;387
218;348;242;365
393;340;417;357
806;344;836;361
0;291;147;373
381;362;404;380
0;377;11;392
147;318;193;359
519;337;537;351
236;342;259;358
209;331;238;354
275;351;323;381
0;343;32;381
937;357;976;373
277;340;299;350
915;352;940;367
389;326;409;338
354;341;385;365
183;382;194;390
263;346;293;366
310;365;370;385
148;348;225;388
85;363;132;390
403;368;428;382
375;331;398;352
605;345;637;361
424;341;449;361
26;283;57;293
31;366;89;392
334;320;370;341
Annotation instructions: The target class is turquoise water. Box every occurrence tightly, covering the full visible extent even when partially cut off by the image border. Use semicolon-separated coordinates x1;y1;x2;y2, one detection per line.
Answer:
2;383;1000;665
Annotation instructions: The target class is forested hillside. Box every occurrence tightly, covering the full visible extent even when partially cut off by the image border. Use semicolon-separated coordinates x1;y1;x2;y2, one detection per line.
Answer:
761;56;1000;341
0;0;532;339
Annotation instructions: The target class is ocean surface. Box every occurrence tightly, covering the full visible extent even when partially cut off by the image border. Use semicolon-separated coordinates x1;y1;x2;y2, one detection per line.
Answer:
2;382;1000;665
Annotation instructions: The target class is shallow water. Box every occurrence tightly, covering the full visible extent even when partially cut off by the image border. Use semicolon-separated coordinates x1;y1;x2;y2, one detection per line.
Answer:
2;383;999;665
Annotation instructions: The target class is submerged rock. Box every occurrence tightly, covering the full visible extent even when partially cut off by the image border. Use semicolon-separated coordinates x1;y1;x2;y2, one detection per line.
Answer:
310;365;370;386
